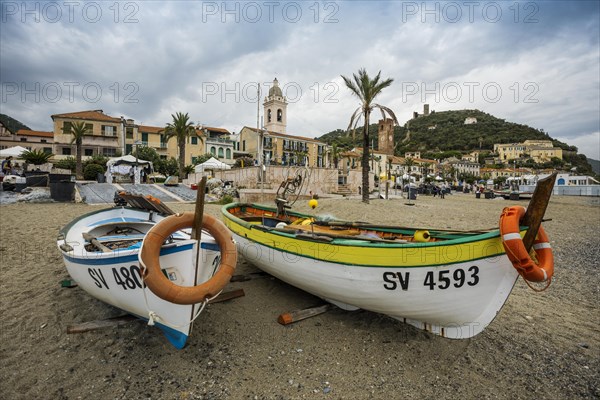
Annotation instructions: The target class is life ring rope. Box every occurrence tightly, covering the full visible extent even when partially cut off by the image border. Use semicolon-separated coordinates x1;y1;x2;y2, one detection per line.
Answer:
499;206;554;287
139;212;237;305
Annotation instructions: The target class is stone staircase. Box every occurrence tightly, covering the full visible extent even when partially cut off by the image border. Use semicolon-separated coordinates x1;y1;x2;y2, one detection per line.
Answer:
335;183;353;197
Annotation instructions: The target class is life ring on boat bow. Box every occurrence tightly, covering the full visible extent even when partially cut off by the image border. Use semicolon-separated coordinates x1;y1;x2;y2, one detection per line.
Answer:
499;206;554;282
139;212;237;305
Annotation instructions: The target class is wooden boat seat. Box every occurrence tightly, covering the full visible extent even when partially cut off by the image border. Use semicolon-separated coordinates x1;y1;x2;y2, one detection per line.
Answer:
118;192;175;215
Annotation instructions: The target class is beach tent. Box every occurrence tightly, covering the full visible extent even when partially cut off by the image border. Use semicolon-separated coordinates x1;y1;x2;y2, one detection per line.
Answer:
106;155;153;183
106;155;152;173
194;157;231;173
107;154;153;168
0;145;28;158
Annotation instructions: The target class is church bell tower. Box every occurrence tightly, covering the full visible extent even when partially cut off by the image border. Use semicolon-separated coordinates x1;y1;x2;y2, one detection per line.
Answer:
378;118;395;155
263;78;287;133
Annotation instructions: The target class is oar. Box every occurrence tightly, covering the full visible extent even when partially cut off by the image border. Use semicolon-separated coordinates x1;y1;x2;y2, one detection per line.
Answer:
522;172;557;251
82;232;112;253
313;220;494;235
273;226;408;244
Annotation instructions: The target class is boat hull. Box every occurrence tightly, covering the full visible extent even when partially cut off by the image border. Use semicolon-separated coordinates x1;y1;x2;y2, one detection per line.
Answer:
222;203;520;339
58;207;221;348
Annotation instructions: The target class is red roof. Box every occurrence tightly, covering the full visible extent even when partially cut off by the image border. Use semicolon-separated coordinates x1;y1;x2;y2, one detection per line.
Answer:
138;125;163;133
51;110;121;123
203;126;230;134
16;129;54;138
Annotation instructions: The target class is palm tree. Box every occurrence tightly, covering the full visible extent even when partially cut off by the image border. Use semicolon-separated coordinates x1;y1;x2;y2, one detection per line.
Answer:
64;121;89;179
331;143;344;169
342;68;398;203
422;162;431;179
403;157;415;176
162;112;198;179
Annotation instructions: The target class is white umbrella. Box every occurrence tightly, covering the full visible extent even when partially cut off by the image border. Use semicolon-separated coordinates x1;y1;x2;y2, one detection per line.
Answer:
0;145;28;158
194;157;231;173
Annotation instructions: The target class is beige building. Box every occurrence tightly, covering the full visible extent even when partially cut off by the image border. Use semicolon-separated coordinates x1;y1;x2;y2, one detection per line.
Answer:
405;151;421;159
480;167;531;179
50;110;215;166
0;116;54;154
0;128;54;154
51;110;123;159
494;139;562;164
239;127;328;168
136;125;206;165
0;120;11;137
136;125;169;159
201;126;235;164
450;160;480;177
238;78;329;168
462;151;480;163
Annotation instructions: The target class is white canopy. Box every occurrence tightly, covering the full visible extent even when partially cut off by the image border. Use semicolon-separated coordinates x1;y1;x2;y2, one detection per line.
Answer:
105;155;153;184
0;146;28;158
107;154;153;168
194;157;231;173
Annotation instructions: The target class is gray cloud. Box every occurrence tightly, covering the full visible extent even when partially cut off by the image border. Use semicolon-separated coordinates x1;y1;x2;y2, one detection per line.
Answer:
1;1;598;158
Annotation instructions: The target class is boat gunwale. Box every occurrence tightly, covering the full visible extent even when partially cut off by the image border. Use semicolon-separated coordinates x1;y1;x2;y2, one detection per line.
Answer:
58;206;167;238
221;202;517;249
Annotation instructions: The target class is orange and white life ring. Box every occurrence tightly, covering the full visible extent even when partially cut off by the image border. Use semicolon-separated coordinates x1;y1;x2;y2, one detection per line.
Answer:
139;212;237;305
499;206;554;282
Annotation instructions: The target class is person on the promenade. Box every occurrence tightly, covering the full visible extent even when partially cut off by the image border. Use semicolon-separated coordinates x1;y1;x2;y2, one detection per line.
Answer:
2;156;13;175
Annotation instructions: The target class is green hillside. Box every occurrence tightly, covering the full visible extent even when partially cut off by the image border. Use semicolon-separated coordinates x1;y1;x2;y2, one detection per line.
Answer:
319;109;574;152
588;158;600;174
317;109;594;175
400;109;574;153
0;114;31;134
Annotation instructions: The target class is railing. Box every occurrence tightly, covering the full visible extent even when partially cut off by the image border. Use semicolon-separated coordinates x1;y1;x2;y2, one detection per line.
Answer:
206;137;232;144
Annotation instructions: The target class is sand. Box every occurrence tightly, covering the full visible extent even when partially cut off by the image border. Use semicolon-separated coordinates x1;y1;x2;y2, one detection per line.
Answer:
0;193;598;399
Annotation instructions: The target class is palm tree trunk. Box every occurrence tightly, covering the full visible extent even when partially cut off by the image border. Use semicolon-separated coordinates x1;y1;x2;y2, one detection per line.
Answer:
76;142;83;179
179;141;186;179
361;110;371;203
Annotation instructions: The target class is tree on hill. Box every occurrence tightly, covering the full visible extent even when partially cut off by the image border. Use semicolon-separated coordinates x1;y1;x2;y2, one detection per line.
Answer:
342;68;398;203
0;114;31;134
317;108;594;174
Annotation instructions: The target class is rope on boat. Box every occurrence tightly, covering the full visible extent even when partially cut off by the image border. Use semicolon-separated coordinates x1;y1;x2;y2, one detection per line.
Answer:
521;275;552;292
141;283;223;328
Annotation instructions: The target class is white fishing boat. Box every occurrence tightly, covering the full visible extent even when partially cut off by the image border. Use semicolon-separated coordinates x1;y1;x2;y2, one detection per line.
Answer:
221;174;557;339
57;193;237;348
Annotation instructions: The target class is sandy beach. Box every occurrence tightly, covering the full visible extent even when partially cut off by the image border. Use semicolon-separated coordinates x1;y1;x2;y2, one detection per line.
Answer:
1;193;598;399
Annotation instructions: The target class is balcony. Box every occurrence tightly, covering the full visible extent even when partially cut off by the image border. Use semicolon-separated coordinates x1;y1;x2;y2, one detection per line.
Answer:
206;137;232;144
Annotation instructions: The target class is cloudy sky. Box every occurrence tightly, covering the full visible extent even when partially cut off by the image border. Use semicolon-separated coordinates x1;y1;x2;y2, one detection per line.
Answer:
1;1;599;158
